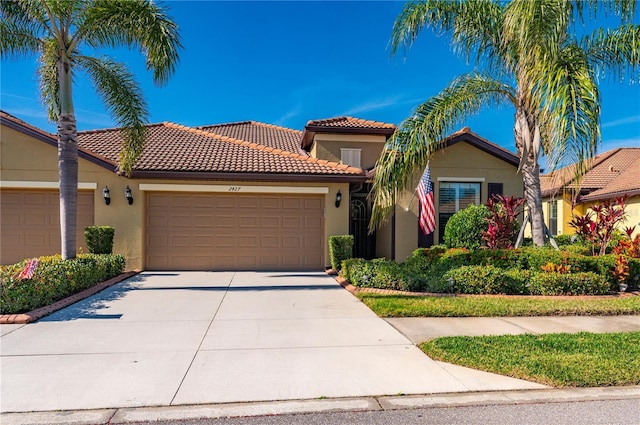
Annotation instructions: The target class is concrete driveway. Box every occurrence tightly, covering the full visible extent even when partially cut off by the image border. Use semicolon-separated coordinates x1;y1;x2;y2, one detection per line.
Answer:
0;271;544;413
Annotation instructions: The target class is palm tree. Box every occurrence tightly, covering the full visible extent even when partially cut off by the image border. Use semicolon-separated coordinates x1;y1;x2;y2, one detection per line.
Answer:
1;0;181;259
372;0;639;246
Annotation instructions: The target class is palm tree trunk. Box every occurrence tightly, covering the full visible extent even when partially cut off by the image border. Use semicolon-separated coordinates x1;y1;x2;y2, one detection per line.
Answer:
521;156;546;246
57;57;78;260
514;109;546;246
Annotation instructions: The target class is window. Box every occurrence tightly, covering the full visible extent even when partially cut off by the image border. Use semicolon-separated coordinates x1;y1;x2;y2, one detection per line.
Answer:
438;182;481;243
340;148;361;168
487;183;503;199
548;200;558;235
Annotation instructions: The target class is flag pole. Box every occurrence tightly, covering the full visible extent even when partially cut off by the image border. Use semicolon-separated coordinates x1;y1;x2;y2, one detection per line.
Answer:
405;160;429;211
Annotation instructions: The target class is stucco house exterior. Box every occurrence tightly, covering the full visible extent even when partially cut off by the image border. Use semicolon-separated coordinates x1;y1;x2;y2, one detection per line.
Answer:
540;147;640;238
1;111;522;270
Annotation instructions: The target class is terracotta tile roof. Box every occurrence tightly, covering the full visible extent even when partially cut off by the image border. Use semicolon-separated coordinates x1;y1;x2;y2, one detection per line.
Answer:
197;121;304;154
76;122;364;178
542;148;640;201
305;116;396;130
0;110;55;141
301;116;396;149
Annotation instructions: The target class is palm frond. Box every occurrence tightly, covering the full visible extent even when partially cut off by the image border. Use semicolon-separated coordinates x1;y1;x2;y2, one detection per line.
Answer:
535;42;600;184
76;56;148;175
78;0;181;85
370;73;516;227
390;0;506;72
37;38;60;122
0;0;48;58
582;24;640;82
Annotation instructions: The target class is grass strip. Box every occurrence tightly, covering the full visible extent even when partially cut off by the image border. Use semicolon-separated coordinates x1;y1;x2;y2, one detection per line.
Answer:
421;332;640;387
357;293;640;317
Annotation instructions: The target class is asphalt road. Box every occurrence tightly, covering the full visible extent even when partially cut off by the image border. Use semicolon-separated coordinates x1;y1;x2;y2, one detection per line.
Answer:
118;399;640;425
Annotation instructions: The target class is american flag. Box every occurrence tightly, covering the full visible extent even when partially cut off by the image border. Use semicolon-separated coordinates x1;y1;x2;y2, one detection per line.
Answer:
18;258;39;280
417;164;436;235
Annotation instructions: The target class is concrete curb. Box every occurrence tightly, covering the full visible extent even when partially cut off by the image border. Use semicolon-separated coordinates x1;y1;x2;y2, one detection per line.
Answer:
0;271;139;324
2;386;639;425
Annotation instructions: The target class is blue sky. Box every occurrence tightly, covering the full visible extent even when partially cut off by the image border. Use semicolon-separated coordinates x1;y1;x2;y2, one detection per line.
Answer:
2;1;639;158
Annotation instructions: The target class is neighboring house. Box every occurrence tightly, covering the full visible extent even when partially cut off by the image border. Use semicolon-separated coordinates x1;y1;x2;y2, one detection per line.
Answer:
1;111;522;270
540;148;640;238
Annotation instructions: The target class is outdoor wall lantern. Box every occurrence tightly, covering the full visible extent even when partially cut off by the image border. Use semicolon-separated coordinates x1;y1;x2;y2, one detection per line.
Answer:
102;186;111;205
125;186;134;205
335;190;342;208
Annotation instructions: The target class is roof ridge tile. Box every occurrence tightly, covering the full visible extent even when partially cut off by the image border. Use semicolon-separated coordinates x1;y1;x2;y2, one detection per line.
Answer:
165;122;362;175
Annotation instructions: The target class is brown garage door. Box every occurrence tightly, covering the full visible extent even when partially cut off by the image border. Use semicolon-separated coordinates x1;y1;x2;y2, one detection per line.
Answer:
1;189;94;265
146;192;324;271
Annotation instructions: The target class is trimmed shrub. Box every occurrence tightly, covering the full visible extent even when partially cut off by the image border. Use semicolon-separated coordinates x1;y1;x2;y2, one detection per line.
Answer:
341;258;426;292
329;235;354;271
468;249;522;269
406;246;447;272
503;268;532;294
0;254;126;314
84;226;115;254
443;204;490;250
527;271;609;295
443;265;529;295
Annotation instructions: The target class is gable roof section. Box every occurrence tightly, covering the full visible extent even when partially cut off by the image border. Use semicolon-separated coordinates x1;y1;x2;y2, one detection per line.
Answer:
0;110;116;171
77;122;364;181
441;127;519;167
301;116;396;149
197;121;304;154
541;148;640;201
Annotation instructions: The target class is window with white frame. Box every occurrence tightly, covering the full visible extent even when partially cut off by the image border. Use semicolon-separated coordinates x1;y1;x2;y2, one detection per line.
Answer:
340;148;361;168
438;181;481;243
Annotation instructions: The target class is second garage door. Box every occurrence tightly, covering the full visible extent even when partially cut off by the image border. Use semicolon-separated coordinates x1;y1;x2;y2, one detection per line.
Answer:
146;192;325;270
1;189;94;265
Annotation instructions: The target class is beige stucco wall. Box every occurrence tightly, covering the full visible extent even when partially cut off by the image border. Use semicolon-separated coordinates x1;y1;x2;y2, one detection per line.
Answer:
1;123;351;270
392;141;523;261
311;133;387;170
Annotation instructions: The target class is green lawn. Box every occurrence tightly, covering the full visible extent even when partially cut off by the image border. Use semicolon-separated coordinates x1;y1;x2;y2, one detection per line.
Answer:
421;332;640;387
357;293;640;317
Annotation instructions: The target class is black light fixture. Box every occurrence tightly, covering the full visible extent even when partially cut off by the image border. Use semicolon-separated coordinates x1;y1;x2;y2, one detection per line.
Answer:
125;186;134;205
335;190;342;208
102;186;111;205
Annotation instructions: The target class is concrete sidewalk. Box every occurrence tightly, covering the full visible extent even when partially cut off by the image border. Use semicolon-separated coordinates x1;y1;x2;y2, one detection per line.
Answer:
0;272;544;415
386;315;640;344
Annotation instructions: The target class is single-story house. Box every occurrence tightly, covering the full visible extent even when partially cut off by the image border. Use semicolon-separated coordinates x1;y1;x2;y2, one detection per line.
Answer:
540;147;640;238
1;111;522;270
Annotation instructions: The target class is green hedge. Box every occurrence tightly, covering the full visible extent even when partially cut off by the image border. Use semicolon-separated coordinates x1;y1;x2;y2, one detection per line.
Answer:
84;226;115;254
341;258;425;292
527;272;610;296
443;265;529;295
0;254;126;314
329;235;354;271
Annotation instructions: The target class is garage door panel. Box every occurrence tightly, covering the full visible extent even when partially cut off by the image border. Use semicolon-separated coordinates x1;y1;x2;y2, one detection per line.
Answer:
215;216;236;227
238;236;258;248
282;197;302;209
260;197;280;209
282;217;301;228
238;216;258;228
146;192;324;271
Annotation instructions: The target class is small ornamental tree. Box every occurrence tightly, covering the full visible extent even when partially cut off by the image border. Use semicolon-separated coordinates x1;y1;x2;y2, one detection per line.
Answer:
569;195;630;256
482;195;525;249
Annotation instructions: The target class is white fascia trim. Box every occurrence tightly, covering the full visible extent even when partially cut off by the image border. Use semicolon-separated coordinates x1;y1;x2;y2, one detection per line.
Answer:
436;177;486;182
138;183;330;194
0;181;97;189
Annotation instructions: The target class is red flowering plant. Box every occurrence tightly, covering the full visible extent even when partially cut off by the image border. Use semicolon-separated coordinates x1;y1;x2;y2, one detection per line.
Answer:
569;195;630;256
482;195;526;249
